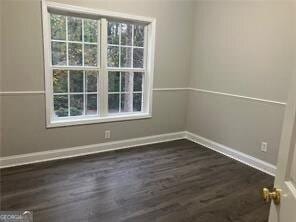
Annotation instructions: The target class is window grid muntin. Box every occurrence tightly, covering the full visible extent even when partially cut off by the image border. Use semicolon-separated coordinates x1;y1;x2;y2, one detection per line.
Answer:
82;19;85;67
67;69;70;116
107;22;145;69
107;71;131;113
107;71;144;113
108;44;143;49
133;72;144;112
106;21;145;114
66;16;70;66
50;13;100;120
82;70;86;115
119;24;121;68
51;15;100;68
52;69;99;118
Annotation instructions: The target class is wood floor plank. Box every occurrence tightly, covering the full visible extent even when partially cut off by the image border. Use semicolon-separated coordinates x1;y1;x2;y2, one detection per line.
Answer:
0;139;273;222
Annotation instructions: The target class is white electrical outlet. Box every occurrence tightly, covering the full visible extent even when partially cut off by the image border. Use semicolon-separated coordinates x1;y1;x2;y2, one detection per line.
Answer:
261;142;268;152
105;130;111;139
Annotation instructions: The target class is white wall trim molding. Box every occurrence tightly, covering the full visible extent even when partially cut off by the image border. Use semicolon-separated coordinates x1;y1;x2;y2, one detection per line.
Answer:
153;88;188;91
0;91;45;95
0;130;276;176
0;131;187;169
0;88;288;107
0;88;187;96
189;88;286;106
185;132;277;176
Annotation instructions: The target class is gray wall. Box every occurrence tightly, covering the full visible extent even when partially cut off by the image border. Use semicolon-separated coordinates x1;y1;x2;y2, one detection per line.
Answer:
186;1;296;165
1;0;294;167
0;0;193;156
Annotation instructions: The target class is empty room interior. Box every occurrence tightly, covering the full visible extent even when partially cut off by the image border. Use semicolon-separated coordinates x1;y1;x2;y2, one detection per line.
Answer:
1;0;296;221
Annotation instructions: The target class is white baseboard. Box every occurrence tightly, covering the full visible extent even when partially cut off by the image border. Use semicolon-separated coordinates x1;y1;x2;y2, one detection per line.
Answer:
185;132;276;176
0;131;277;176
0;131;187;169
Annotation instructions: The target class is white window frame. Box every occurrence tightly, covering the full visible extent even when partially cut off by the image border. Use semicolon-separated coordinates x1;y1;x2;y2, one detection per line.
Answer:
42;0;156;128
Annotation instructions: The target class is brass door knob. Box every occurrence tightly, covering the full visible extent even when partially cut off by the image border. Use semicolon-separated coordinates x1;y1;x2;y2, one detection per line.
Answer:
262;187;282;205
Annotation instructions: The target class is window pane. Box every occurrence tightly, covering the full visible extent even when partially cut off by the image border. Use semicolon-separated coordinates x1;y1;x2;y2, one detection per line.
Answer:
121;47;132;68
70;94;84;116
84;44;97;66
86;94;97;115
84;19;97;43
53;70;68;93
133;48;144;68
108;22;119;44
133;93;142;112
70;70;83;92
68;43;82;66
108;72;120;92
121;72;132;92
68;17;82;41
108;94;119;113
86;71;98;92
107;46;119;67
54;95;68;117
134;25;144;47
52;42;66;65
121;23;132;46
50;14;66;40
133;72;143;91
121;94;132;112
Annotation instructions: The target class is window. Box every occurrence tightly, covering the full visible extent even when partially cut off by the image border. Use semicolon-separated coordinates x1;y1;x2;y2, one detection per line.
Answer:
51;14;99;118
42;1;156;127
107;22;145;114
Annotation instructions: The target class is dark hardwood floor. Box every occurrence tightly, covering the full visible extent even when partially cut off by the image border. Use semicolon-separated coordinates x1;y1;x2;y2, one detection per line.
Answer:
0;139;273;222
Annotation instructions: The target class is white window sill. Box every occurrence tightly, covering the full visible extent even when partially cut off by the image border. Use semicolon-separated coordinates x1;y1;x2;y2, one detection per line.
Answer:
47;113;152;128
